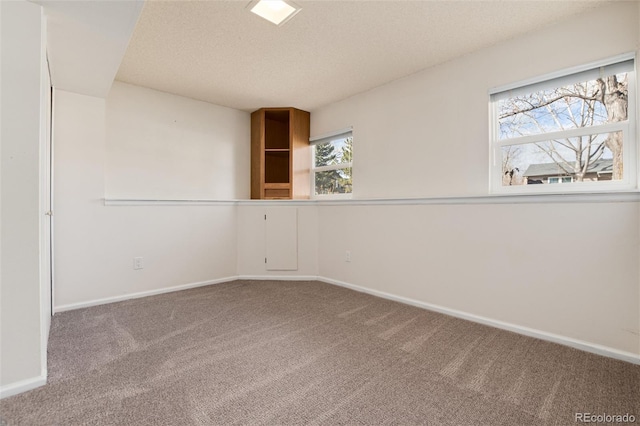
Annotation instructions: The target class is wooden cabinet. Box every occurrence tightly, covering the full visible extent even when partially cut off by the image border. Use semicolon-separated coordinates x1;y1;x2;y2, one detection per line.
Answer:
251;107;310;199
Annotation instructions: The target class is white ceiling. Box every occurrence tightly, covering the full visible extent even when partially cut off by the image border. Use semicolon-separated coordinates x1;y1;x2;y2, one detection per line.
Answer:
116;0;612;112
36;0;143;98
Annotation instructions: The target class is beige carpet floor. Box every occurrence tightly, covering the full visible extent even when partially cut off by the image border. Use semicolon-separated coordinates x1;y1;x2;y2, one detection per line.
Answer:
1;280;638;425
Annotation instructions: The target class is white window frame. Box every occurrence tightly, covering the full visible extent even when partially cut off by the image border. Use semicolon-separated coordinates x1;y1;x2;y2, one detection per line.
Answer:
548;176;573;184
489;53;637;195
309;127;353;199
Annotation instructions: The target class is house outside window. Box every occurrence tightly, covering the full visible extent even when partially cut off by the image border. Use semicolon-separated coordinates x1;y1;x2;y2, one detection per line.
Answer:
490;55;636;194
310;129;352;197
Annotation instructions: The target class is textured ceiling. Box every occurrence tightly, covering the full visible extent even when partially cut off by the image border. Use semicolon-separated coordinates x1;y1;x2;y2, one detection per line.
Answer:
116;0;611;112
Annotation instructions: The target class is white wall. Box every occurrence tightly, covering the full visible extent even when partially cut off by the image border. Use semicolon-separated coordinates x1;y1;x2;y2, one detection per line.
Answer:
311;2;639;199
55;82;319;307
105;81;250;200
311;2;640;357
0;0;48;393
318;201;639;355
53;89;239;309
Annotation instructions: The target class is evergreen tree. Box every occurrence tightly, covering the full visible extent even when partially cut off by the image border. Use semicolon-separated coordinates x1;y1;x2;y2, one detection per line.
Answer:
338;137;353;193
315;142;337;167
314;143;341;194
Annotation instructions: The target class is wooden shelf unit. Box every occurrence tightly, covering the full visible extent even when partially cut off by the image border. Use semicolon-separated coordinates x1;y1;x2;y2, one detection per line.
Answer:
251;107;310;199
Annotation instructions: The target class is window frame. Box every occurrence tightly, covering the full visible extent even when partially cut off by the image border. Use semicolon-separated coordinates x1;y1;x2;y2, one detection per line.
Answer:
548;176;573;184
489;53;637;195
309;128;353;199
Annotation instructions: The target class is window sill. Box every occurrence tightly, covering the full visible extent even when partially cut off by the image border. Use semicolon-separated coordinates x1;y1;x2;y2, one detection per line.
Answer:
104;191;640;206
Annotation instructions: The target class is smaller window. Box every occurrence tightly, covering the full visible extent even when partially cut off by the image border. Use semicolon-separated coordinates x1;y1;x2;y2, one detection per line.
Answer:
310;129;352;197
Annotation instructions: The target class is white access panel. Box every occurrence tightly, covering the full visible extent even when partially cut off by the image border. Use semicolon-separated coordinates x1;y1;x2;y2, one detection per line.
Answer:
265;207;298;271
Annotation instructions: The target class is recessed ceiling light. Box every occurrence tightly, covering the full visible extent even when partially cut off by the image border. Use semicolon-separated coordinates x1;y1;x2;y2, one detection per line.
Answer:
248;0;301;26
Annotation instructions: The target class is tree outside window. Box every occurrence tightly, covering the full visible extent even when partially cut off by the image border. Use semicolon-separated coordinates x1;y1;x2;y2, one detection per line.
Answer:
492;57;634;191
313;136;352;196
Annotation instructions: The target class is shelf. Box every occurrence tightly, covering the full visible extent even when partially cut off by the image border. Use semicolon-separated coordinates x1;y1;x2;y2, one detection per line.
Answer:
265;110;290;150
264;182;290;198
251;107;310;199
265;151;290;184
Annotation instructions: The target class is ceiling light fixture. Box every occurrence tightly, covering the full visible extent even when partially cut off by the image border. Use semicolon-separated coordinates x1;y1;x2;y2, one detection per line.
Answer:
248;0;301;26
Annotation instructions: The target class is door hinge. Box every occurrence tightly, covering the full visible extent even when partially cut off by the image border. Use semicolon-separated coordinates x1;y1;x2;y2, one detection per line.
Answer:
264;214;266;220
265;257;267;264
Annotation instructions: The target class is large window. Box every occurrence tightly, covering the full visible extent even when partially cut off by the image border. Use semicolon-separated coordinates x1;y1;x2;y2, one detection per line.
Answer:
310;129;352;197
490;55;636;193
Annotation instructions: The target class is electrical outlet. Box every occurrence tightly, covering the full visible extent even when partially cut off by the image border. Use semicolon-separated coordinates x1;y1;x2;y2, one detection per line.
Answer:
133;257;144;270
345;250;351;262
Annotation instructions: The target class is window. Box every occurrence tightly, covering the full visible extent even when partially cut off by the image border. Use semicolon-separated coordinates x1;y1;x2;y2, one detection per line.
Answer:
490;55;636;193
548;176;573;184
310;129;352;197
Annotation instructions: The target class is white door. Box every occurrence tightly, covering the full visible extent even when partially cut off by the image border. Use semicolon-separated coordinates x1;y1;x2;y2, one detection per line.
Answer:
265;207;298;271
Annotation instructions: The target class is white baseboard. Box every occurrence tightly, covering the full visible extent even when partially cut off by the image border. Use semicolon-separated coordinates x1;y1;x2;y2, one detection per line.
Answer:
317;276;640;365
0;374;46;399
54;275;320;313
50;273;639;365
54;276;239;313
237;275;319;281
